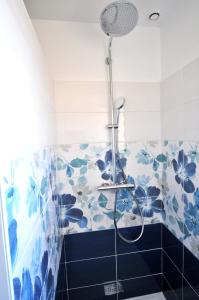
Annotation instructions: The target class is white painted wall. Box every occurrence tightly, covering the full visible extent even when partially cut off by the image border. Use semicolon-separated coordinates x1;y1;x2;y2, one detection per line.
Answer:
33;20;161;143
161;0;199;141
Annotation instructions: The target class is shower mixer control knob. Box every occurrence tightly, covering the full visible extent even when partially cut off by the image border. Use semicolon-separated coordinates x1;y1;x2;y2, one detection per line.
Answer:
97;183;135;191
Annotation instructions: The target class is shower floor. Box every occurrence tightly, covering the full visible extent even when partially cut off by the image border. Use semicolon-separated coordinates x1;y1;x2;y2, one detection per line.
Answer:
124;292;166;300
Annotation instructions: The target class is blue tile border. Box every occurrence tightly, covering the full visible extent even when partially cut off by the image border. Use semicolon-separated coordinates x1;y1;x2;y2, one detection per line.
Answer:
117;249;161;280
162;275;179;300
183;279;199;299
184;245;199;296
56;224;199;299
162;224;183;272
163;224;199;299
64;229;115;262
116;223;161;254
162;251;182;299
56;274;163;300
68;282;117;300
67;256;116;289
56;263;67;292
118;274;162;299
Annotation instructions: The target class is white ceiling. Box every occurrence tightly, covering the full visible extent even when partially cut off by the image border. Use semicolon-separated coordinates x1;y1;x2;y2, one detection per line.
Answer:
23;0;176;27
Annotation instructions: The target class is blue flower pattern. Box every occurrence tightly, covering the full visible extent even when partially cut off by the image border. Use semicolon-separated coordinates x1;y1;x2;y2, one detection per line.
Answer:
1;148;61;300
133;186;164;218
172;149;196;193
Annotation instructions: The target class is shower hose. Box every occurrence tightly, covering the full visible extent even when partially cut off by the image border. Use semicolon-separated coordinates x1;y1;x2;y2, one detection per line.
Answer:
113;152;144;243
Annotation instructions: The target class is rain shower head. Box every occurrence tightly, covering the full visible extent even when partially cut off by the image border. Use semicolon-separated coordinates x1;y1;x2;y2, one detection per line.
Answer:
100;1;138;37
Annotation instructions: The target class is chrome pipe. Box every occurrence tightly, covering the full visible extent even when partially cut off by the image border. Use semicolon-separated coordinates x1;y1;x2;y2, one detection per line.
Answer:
107;37;117;184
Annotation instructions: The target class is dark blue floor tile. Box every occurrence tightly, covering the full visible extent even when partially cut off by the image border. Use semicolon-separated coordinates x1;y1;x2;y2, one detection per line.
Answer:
69;283;117;300
67;256;116;289
163;252;182;299
118;274;162;299
184;245;199;295
64;229;115;261
162;225;183;272
117;249;161;280
116;223;161;254
183;279;199;300
55;291;69;300
56;263;67;292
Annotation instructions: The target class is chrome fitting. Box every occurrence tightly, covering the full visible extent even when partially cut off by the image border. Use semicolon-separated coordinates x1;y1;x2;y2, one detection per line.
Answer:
98;183;135;191
107;124;118;129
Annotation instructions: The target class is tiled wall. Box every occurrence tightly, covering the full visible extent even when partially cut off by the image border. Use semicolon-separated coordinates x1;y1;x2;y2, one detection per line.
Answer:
56;223;162;300
163;225;199;299
1;148;62;300
55;142;165;234
161;2;199;297
33;20;161;145
54;81;161;144
161;54;199;297
55;222;199;300
0;1;60;299
161;56;199;260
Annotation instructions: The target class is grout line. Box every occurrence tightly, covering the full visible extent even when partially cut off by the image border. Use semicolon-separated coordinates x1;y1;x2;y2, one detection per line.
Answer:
114;222;118;300
66;272;163;292
55;110;161;114
182;203;185;300
66;254;115;264
162;274;179;300
162;248;182;275
65;247;162;264
161;224;163;274
63;239;70;300
118;272;163;283
183;276;199;298
161;224;163;292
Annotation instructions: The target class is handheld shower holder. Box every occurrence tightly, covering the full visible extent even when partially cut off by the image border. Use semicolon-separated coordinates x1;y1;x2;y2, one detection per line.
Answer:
107;124;118;129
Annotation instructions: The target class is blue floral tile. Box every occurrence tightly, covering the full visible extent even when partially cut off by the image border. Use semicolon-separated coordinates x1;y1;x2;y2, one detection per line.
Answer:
162;140;199;261
2;141;169;299
56;142;163;233
1;147;62;300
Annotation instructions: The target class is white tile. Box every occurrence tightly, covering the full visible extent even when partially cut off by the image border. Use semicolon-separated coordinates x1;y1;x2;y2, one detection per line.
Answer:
183;56;199;102
183;99;199;141
161;69;184;111
113;82;160;112
55;112;110;143
124;111;161;141
54;81;160;113
124;292;165;300
54;81;109;113
161;108;184;140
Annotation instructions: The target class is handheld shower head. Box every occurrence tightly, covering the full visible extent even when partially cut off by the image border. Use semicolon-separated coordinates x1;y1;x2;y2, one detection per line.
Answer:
114;97;125;110
100;1;138;37
114;97;125;125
